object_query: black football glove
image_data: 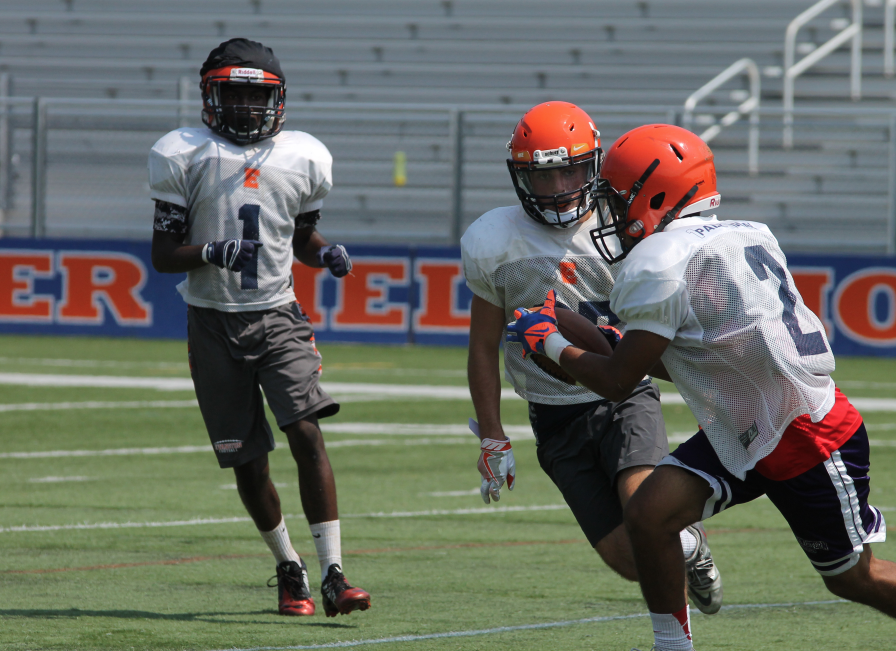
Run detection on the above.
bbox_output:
[317,244,352,278]
[598,324,623,349]
[202,239,262,272]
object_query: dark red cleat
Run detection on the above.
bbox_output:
[268,559,315,616]
[320,563,371,617]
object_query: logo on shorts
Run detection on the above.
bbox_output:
[214,439,244,453]
[737,422,759,449]
[796,536,829,552]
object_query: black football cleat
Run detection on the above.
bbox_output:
[267,559,315,616]
[320,563,371,617]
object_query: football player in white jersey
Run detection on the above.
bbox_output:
[462,102,722,613]
[507,124,894,651]
[149,38,370,619]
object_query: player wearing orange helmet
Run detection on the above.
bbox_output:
[509,124,894,651]
[463,104,722,613]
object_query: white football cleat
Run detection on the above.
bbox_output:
[685,522,723,615]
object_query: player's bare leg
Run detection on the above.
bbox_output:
[234,453,314,616]
[626,466,709,610]
[594,464,722,613]
[233,453,283,530]
[283,416,338,524]
[593,465,652,580]
[823,546,896,617]
[283,415,371,617]
[625,465,711,650]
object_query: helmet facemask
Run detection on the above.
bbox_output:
[201,70,285,145]
[507,148,601,228]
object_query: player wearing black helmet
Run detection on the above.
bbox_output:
[149,38,368,619]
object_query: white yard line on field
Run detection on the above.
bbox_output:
[0,357,187,371]
[0,445,212,459]
[3,372,896,412]
[0,357,469,378]
[27,476,92,483]
[0,437,474,460]
[2,424,893,460]
[206,600,847,651]
[0,399,199,412]
[0,504,571,534]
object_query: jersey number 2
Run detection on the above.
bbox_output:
[744,244,826,357]
[238,204,260,290]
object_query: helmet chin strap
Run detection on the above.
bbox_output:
[542,206,581,228]
[655,185,699,233]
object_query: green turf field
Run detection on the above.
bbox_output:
[1,334,895,650]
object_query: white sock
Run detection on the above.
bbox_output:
[310,520,342,582]
[680,528,698,559]
[650,606,694,651]
[259,517,302,566]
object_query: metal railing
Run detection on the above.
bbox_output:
[886,0,896,77]
[2,97,895,254]
[783,0,863,149]
[683,58,760,175]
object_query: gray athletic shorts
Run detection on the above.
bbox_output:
[187,302,339,469]
[534,382,668,546]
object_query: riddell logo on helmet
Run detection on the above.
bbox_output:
[534,147,567,163]
[230,68,265,80]
[709,196,720,208]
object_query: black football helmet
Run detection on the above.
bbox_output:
[200,38,286,145]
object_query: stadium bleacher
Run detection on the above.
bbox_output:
[0,0,893,252]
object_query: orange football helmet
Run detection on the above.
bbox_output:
[590,124,721,263]
[506,101,602,228]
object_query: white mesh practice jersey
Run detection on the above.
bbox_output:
[611,216,836,478]
[148,127,332,312]
[462,205,625,405]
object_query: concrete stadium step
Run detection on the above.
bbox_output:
[13,0,813,20]
[0,34,784,67]
[0,12,796,42]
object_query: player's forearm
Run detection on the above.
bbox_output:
[467,346,506,441]
[557,329,671,401]
[649,359,673,382]
[151,232,206,273]
[558,348,633,401]
[294,227,329,267]
[152,247,206,273]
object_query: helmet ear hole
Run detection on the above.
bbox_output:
[649,192,666,210]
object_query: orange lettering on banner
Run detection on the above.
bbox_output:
[0,252,54,321]
[244,167,260,189]
[57,253,152,325]
[332,260,407,328]
[416,261,470,331]
[291,261,327,325]
[791,267,834,338]
[835,269,896,344]
[559,261,577,284]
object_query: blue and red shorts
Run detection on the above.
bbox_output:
[661,423,886,576]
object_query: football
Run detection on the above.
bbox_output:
[529,307,615,385]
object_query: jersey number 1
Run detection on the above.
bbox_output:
[238,204,261,290]
[744,245,826,357]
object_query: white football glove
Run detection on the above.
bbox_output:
[477,437,516,504]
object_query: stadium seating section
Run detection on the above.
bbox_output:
[0,0,893,251]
